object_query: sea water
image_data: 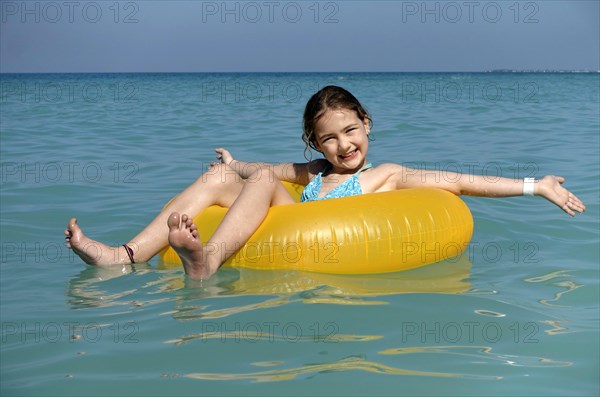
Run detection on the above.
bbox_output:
[1,72,598,396]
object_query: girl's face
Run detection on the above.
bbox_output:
[313,108,370,172]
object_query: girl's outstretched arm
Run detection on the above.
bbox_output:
[213,148,318,185]
[392,166,586,217]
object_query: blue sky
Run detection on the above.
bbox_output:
[1,0,598,72]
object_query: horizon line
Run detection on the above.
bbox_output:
[2,69,599,75]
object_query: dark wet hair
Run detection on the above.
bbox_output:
[302,85,372,159]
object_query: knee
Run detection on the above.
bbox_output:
[246,168,277,189]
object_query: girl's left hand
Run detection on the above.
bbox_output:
[214,148,234,166]
[537,175,586,216]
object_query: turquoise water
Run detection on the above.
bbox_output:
[1,73,598,396]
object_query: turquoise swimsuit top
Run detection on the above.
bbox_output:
[300,163,373,203]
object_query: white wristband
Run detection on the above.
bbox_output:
[523,178,535,196]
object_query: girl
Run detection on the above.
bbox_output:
[65,86,586,280]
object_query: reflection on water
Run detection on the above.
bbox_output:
[474,309,506,318]
[182,345,573,384]
[178,346,567,385]
[379,345,572,368]
[66,256,473,315]
[66,264,139,309]
[380,346,573,368]
[53,255,583,387]
[165,329,383,346]
[181,343,572,383]
[524,270,583,307]
[64,257,579,384]
[182,346,570,385]
[538,280,583,307]
[541,320,575,336]
[184,354,500,382]
[225,257,472,297]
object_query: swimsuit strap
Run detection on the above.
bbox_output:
[355,162,372,175]
[321,162,372,177]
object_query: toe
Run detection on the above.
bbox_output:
[68,218,79,231]
[167,212,181,230]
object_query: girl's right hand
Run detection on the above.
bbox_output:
[537,175,586,217]
[214,148,234,166]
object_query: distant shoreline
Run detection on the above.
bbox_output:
[1,70,599,75]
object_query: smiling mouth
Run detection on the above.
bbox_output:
[339,150,357,160]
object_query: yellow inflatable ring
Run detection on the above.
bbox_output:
[159,182,473,274]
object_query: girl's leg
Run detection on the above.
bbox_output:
[167,167,295,279]
[65,164,272,265]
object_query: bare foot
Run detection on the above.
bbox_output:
[167,212,212,280]
[64,218,132,265]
